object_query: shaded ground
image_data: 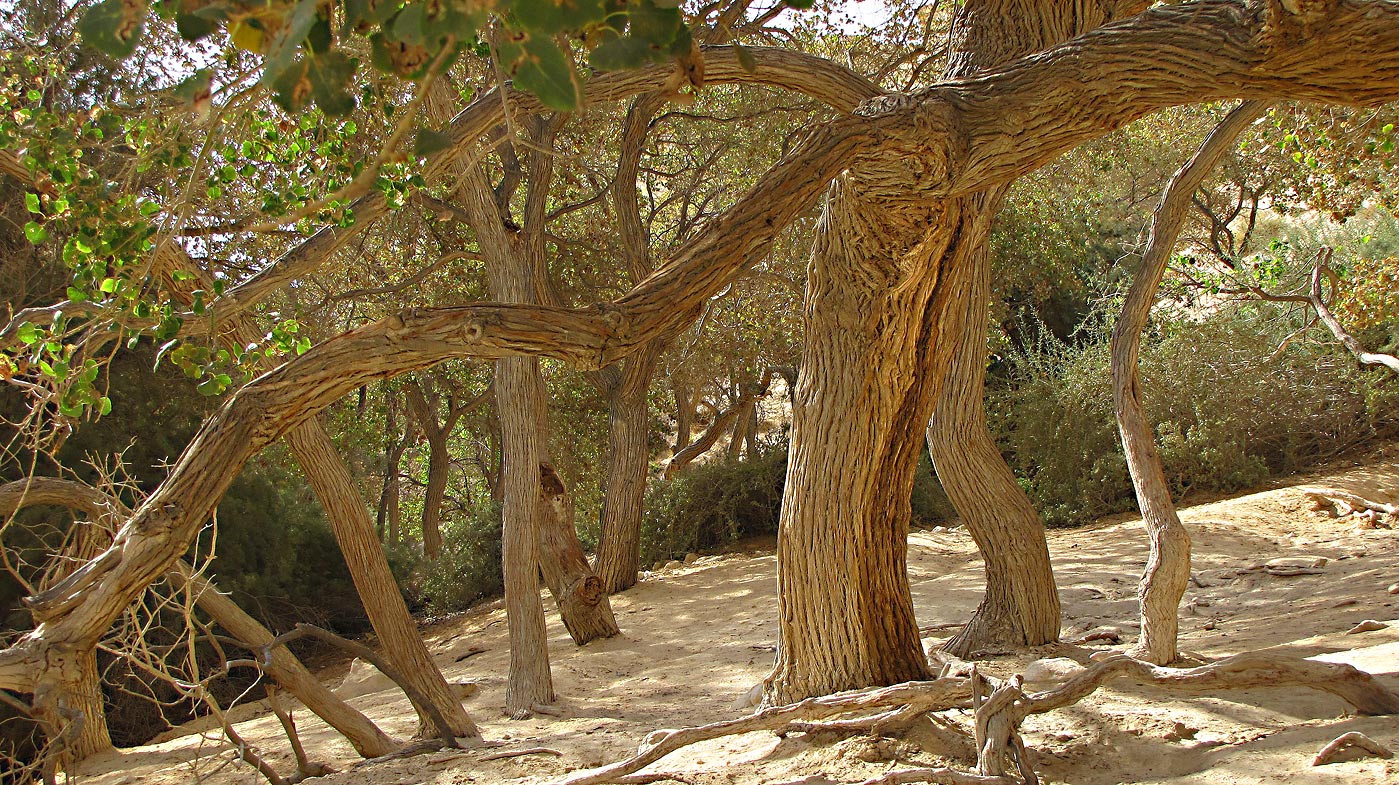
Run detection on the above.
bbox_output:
[77,444,1399,785]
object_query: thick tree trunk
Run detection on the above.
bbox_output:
[594,348,661,594]
[768,191,967,703]
[538,463,620,644]
[29,646,109,765]
[1112,100,1267,664]
[929,193,1060,659]
[494,356,556,716]
[769,0,1147,703]
[284,424,479,736]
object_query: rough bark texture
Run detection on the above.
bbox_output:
[594,349,660,594]
[284,424,479,735]
[929,205,1060,658]
[1112,100,1268,664]
[7,0,1399,703]
[593,92,669,595]
[538,463,621,644]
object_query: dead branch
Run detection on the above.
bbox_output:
[1312,731,1394,765]
[480,746,565,762]
[1302,487,1398,517]
[267,624,460,749]
[552,679,971,785]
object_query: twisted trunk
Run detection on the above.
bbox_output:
[929,196,1060,658]
[1113,100,1267,664]
[538,463,620,643]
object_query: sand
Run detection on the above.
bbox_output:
[73,445,1399,785]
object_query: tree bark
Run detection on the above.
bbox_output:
[406,382,450,560]
[284,424,479,735]
[594,348,661,594]
[537,463,620,644]
[1112,100,1267,664]
[673,378,694,453]
[929,194,1061,659]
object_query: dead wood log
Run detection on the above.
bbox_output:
[1302,488,1398,517]
[1312,731,1393,766]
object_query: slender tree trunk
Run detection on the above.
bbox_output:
[594,347,661,594]
[929,191,1061,659]
[377,391,412,544]
[728,400,755,459]
[405,381,450,560]
[285,424,479,736]
[1112,100,1267,664]
[673,378,694,453]
[538,463,620,643]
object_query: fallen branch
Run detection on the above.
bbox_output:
[855,770,1017,785]
[480,746,565,762]
[1302,487,1398,517]
[552,679,971,785]
[1312,731,1393,766]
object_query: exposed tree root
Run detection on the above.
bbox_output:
[1312,731,1394,766]
[552,651,1399,785]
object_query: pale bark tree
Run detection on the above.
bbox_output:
[1112,100,1269,663]
[3,0,1398,724]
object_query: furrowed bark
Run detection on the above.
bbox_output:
[1111,100,1267,664]
[594,92,669,595]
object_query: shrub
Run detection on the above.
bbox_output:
[414,503,504,614]
[991,306,1399,526]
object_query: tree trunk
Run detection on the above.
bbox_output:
[538,462,621,644]
[494,356,556,716]
[377,390,412,545]
[594,347,661,594]
[284,424,478,737]
[768,0,1148,703]
[1112,100,1267,664]
[727,400,755,459]
[29,646,109,766]
[929,190,1061,659]
[673,378,694,453]
[405,381,450,560]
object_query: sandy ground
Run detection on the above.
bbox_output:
[74,446,1399,785]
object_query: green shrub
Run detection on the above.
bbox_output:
[414,503,504,614]
[991,306,1399,526]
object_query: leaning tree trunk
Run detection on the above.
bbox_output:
[538,463,620,644]
[929,190,1061,659]
[284,424,478,736]
[1112,100,1267,664]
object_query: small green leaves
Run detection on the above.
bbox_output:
[16,323,39,346]
[24,192,40,213]
[78,0,148,59]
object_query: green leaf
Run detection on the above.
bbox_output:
[307,52,358,116]
[16,323,38,345]
[175,12,219,41]
[414,128,456,158]
[733,42,757,74]
[24,192,40,213]
[263,0,323,89]
[67,286,88,303]
[500,34,582,111]
[100,277,119,294]
[138,200,160,217]
[24,221,48,245]
[512,0,608,36]
[98,396,113,416]
[78,0,148,59]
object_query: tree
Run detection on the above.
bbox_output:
[5,0,1399,746]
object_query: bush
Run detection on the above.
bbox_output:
[991,306,1399,526]
[414,503,504,615]
[640,438,953,565]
